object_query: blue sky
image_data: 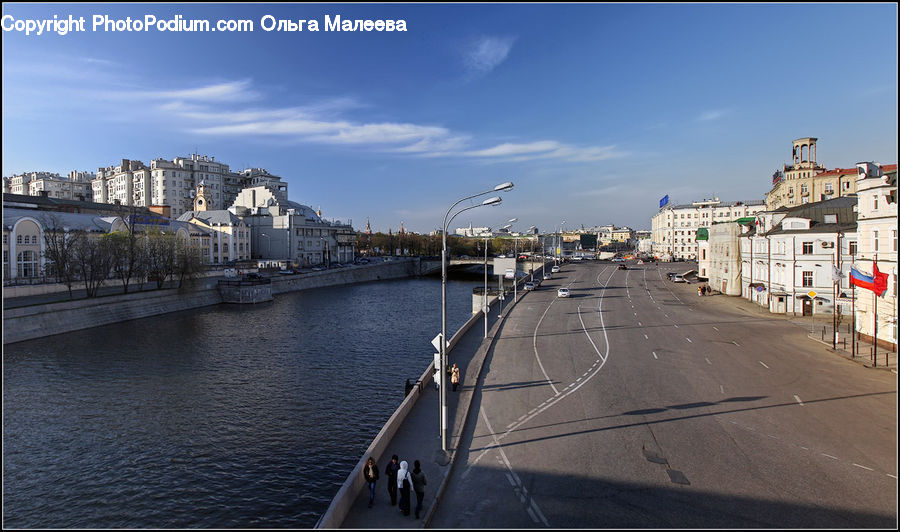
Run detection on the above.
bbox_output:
[2,3,897,234]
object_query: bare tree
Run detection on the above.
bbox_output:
[174,236,206,289]
[72,232,114,297]
[107,225,145,294]
[39,214,84,299]
[144,228,176,289]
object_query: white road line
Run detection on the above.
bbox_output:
[638,321,642,326]
[793,395,804,406]
[533,298,561,396]
[822,453,838,460]
[644,334,649,340]
[705,357,711,365]
[732,341,740,347]
[759,361,770,369]
[686,338,692,343]
[673,324,678,328]
[887,473,898,479]
[652,352,658,359]
[853,463,874,471]
[720,384,724,394]
[713,326,719,331]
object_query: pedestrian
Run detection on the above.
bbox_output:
[385,454,400,506]
[397,460,413,516]
[362,457,379,508]
[451,363,460,392]
[433,368,440,390]
[411,459,428,519]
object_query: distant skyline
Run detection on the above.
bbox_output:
[2,3,897,233]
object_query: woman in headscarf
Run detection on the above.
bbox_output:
[397,460,413,516]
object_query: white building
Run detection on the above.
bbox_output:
[230,186,356,267]
[853,162,897,350]
[27,170,95,201]
[651,198,766,261]
[737,197,858,315]
[455,223,492,237]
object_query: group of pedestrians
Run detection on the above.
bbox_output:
[363,454,429,519]
[434,363,461,391]
[697,284,711,296]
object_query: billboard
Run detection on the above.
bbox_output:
[493,258,516,277]
[659,195,669,209]
[580,233,598,250]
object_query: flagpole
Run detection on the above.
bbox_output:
[832,252,837,350]
[874,255,878,367]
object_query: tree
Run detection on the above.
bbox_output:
[144,229,176,289]
[39,214,84,299]
[107,226,145,294]
[72,232,114,297]
[174,235,206,289]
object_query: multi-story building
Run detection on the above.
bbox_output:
[27,170,95,201]
[853,162,898,351]
[766,137,858,210]
[91,154,288,219]
[455,223,492,237]
[7,172,61,195]
[651,197,766,260]
[230,186,356,267]
[176,182,252,265]
[736,197,858,315]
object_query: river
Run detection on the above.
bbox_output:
[2,276,482,528]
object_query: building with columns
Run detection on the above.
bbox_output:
[766,137,858,210]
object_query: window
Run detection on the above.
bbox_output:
[849,241,857,256]
[17,250,39,278]
[802,242,813,254]
[893,230,897,252]
[874,230,879,251]
[801,184,808,194]
[17,235,23,244]
[824,183,833,194]
[802,271,813,287]
[873,195,879,211]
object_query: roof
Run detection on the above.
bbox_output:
[177,210,244,226]
[763,221,857,237]
[3,207,123,233]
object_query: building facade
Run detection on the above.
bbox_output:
[853,162,898,350]
[765,137,858,210]
[651,198,766,261]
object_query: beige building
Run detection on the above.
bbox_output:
[177,184,252,265]
[766,137,858,210]
[853,162,898,351]
[651,198,766,260]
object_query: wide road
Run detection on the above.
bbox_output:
[431,259,897,528]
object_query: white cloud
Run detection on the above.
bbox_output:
[463,36,516,75]
[697,109,728,122]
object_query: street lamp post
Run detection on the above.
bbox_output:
[440,182,512,456]
[260,232,271,260]
[484,219,516,337]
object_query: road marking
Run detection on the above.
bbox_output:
[793,395,804,406]
[732,341,740,347]
[686,337,692,343]
[533,298,561,395]
[759,361,770,369]
[705,357,711,365]
[887,473,898,479]
[720,385,724,394]
[853,463,874,471]
[638,321,642,326]
[644,334,649,340]
[821,453,838,460]
[652,352,658,359]
[673,324,678,328]
[713,326,719,331]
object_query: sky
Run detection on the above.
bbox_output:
[2,3,897,234]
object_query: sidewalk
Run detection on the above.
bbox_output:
[338,290,515,528]
[791,315,898,372]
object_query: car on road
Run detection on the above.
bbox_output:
[543,273,552,280]
[551,265,561,273]
[672,274,685,283]
[245,272,263,280]
[524,282,536,291]
[557,288,570,298]
[617,264,627,270]
[611,257,625,262]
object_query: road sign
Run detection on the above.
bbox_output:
[807,290,817,298]
[431,333,443,352]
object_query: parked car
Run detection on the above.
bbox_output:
[246,272,263,280]
[672,274,685,283]
[524,282,536,291]
[551,265,561,273]
[543,273,552,280]
[618,264,627,270]
[557,288,570,298]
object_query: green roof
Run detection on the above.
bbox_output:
[695,227,708,241]
[735,217,756,225]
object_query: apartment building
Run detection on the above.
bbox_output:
[766,137,857,210]
[651,198,766,260]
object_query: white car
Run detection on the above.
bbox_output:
[672,274,685,283]
[557,288,570,298]
[551,265,561,273]
[524,282,536,291]
[543,273,552,280]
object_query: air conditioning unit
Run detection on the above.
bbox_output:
[820,241,834,248]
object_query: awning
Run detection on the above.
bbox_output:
[748,282,766,288]
[735,216,757,225]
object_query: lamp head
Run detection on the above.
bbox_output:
[482,196,502,206]
[493,182,514,192]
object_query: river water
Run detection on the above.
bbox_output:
[3,276,481,528]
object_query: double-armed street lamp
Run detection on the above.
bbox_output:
[556,220,566,264]
[440,181,513,455]
[484,218,516,338]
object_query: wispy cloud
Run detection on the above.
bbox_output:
[462,36,516,75]
[696,109,728,122]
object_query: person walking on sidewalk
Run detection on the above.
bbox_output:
[385,454,400,506]
[397,460,413,516]
[451,363,460,392]
[411,460,428,519]
[362,457,379,508]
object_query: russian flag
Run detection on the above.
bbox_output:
[850,262,889,296]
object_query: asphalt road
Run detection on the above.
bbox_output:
[431,260,897,528]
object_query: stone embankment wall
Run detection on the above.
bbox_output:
[3,260,418,345]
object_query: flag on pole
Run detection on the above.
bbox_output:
[831,266,844,282]
[849,262,889,296]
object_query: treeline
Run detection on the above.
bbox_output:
[356,232,540,257]
[41,216,205,299]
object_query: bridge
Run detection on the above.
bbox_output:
[417,257,551,276]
